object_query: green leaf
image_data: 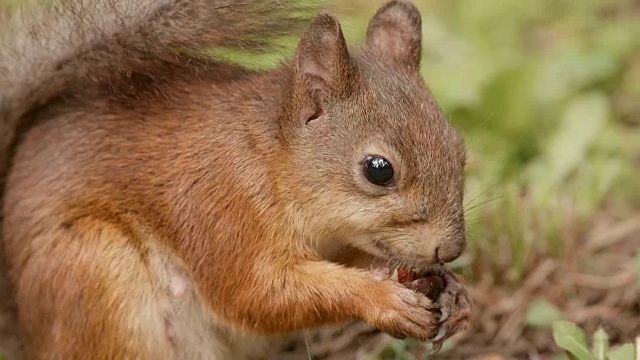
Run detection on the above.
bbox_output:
[525,299,565,328]
[549,92,609,182]
[606,343,635,360]
[536,52,619,105]
[534,91,610,204]
[591,327,609,360]
[552,320,597,360]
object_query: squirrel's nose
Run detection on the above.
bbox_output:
[411,223,466,264]
[436,246,464,264]
[435,238,466,264]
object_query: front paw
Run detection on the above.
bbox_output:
[428,269,472,352]
[388,266,472,351]
[363,281,441,342]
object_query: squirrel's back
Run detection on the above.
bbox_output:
[0,0,313,179]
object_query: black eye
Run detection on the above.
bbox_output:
[363,155,394,186]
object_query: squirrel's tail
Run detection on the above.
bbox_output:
[0,0,316,177]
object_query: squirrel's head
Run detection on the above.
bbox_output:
[280,0,466,269]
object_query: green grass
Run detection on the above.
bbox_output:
[552,321,638,360]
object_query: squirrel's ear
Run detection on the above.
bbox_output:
[366,0,422,73]
[293,13,354,125]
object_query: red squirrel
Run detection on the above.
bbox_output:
[0,0,471,358]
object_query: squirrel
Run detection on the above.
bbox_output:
[0,0,471,359]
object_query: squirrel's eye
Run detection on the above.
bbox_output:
[363,155,394,186]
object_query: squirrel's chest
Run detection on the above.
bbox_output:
[148,245,281,360]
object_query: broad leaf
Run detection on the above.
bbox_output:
[591,327,609,360]
[607,343,635,360]
[525,299,564,328]
[552,321,596,360]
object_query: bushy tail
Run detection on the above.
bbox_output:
[0,0,316,177]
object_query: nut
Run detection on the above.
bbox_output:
[396,267,445,300]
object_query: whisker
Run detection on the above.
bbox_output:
[464,188,504,208]
[464,194,504,214]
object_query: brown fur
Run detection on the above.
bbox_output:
[0,0,467,359]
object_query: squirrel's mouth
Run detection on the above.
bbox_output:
[368,239,443,273]
[330,242,442,277]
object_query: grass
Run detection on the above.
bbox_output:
[552,321,638,360]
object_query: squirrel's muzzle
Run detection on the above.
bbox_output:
[410,223,466,264]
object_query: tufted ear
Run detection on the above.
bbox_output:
[293,13,354,125]
[366,0,422,73]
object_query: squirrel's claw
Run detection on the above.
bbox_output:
[431,323,449,342]
[428,268,472,352]
[428,339,443,355]
[438,300,451,323]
